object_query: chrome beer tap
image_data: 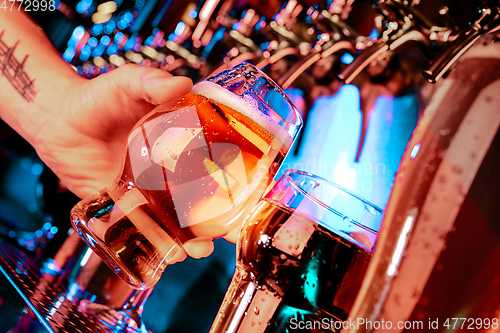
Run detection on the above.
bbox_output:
[276,1,458,207]
[276,6,360,90]
[253,0,315,71]
[424,2,500,83]
[201,8,263,78]
[271,4,361,156]
[337,0,451,163]
[204,0,316,79]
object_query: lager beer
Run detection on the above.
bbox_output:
[71,64,302,289]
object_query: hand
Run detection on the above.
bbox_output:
[32,65,192,199]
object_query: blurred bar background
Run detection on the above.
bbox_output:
[0,0,488,332]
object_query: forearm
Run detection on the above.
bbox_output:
[0,10,84,146]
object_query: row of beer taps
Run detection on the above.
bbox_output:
[144,0,498,157]
[73,0,500,158]
[75,0,500,89]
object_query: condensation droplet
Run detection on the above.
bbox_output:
[439,128,450,136]
[452,165,463,174]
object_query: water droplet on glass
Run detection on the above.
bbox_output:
[213,131,219,135]
[439,128,450,136]
[254,307,260,315]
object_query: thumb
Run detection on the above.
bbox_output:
[142,74,193,105]
[112,64,193,105]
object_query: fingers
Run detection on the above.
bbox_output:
[143,75,193,105]
[73,65,193,137]
[223,228,239,244]
[183,237,215,259]
[112,64,193,105]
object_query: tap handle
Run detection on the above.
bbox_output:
[277,51,322,88]
[424,6,500,83]
[375,0,435,31]
[338,41,389,84]
[338,0,439,84]
[438,6,460,34]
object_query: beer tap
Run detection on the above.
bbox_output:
[337,0,448,162]
[252,0,316,72]
[270,5,360,156]
[338,0,439,85]
[277,6,361,90]
[203,0,315,79]
[424,2,500,83]
[201,8,263,78]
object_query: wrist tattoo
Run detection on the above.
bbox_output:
[0,30,36,102]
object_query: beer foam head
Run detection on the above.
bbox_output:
[192,81,292,145]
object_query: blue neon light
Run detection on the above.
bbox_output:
[174,21,186,36]
[340,53,354,65]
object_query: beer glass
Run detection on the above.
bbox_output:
[210,170,382,333]
[70,63,302,290]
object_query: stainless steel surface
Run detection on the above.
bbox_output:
[0,241,104,332]
[0,236,145,332]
